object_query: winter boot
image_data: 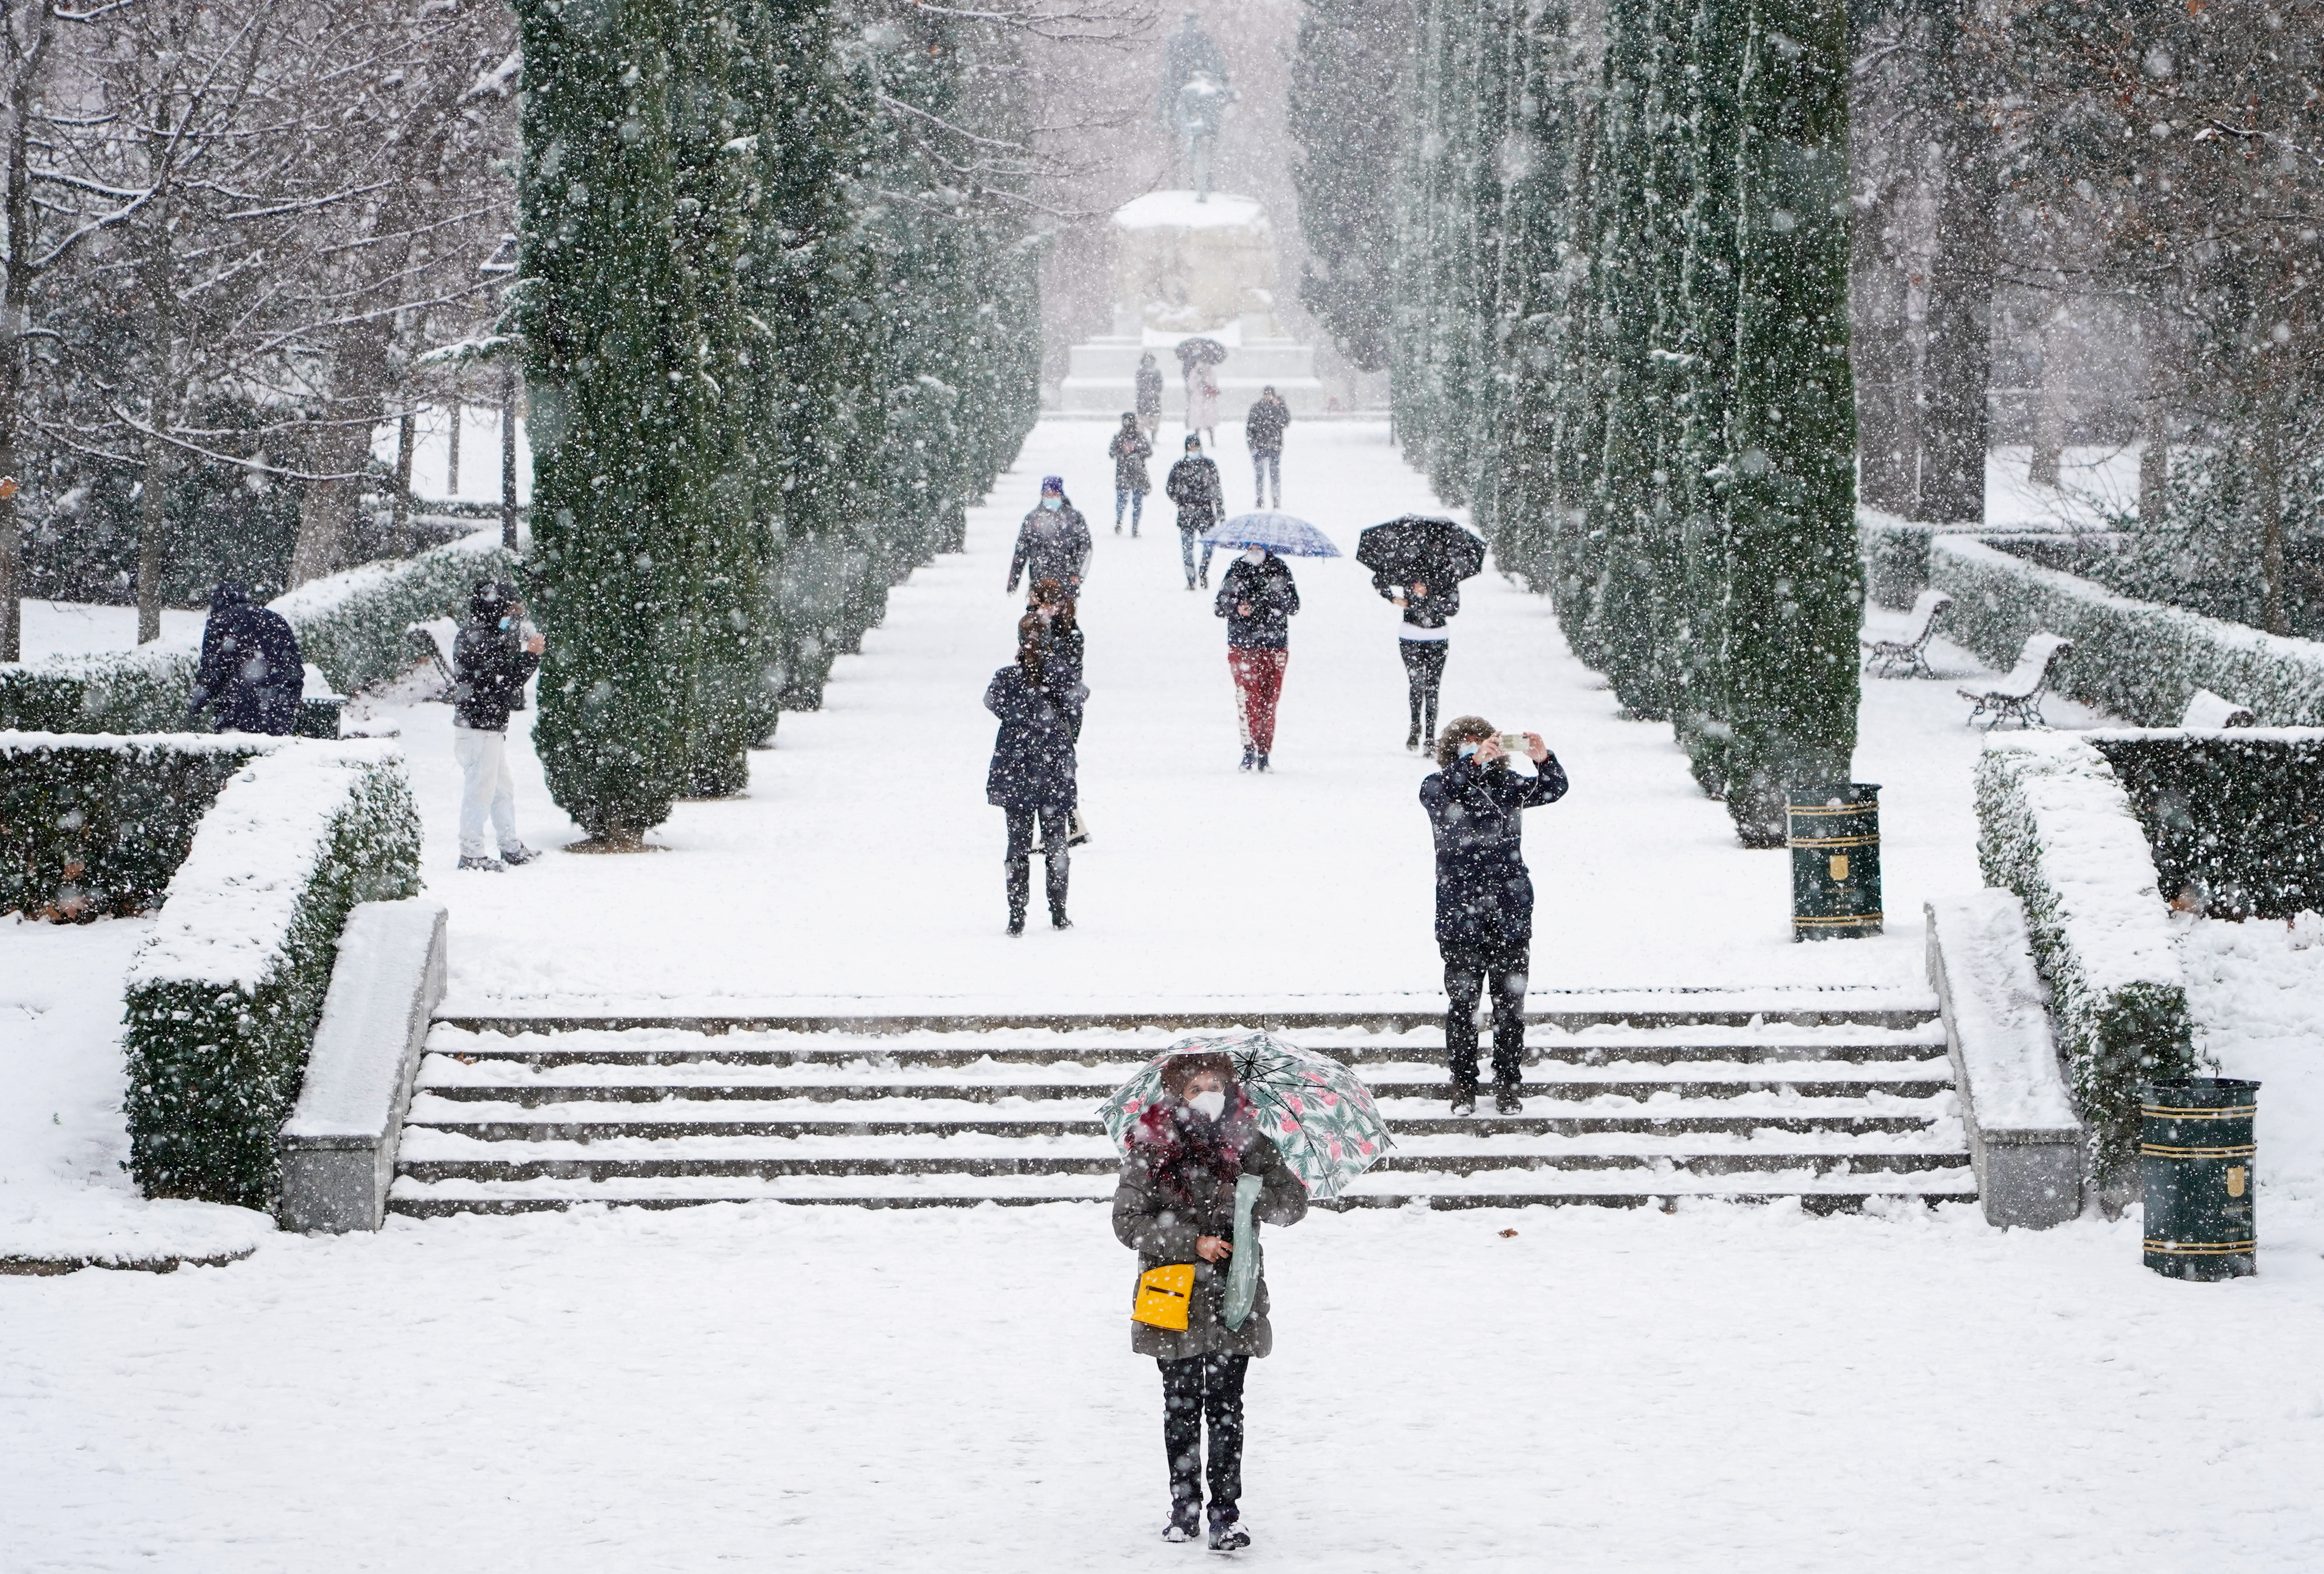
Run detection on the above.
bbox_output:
[1239,747,1256,772]
[1494,1081,1524,1116]
[1199,569,1210,589]
[1163,1500,1202,1544]
[457,855,504,872]
[1005,857,1031,936]
[1255,754,1270,773]
[499,845,540,867]
[1450,1082,1479,1117]
[1405,725,1421,753]
[1207,1511,1250,1553]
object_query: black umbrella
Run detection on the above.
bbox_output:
[1173,337,1229,374]
[1357,515,1486,585]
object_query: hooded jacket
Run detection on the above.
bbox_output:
[452,586,540,731]
[1213,553,1300,649]
[1164,454,1223,534]
[1008,500,1092,593]
[1418,752,1570,949]
[189,583,303,735]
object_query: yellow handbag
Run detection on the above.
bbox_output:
[1132,1264,1196,1331]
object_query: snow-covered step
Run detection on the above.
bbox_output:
[391,1007,1973,1216]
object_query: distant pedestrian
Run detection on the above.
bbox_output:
[1418,718,1568,1115]
[1007,476,1092,601]
[1243,386,1290,509]
[1166,436,1225,591]
[452,579,546,872]
[1135,352,1165,441]
[1376,570,1459,752]
[1109,413,1153,537]
[1214,546,1299,771]
[1187,362,1220,449]
[187,582,303,735]
[985,614,1083,935]
[1114,1051,1308,1553]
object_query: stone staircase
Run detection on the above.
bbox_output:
[387,997,1975,1215]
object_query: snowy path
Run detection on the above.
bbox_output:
[372,416,2051,1015]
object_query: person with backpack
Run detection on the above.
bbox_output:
[451,579,545,871]
[1164,436,1224,591]
[1108,412,1153,537]
[1418,717,1569,1115]
[187,583,303,735]
[985,613,1084,934]
[1113,1051,1308,1553]
[1213,546,1299,772]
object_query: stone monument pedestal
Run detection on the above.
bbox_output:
[1057,190,1327,418]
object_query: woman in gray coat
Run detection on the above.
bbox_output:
[1113,1052,1308,1551]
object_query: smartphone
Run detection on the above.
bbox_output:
[1497,732,1531,752]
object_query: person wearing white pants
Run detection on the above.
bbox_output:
[451,579,544,871]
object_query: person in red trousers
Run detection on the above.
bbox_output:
[1212,545,1299,771]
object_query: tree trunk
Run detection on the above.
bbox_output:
[390,410,417,556]
[445,400,461,495]
[0,2,54,663]
[2254,401,2286,637]
[1917,102,1995,525]
[500,359,519,551]
[136,431,167,644]
[2137,300,2171,527]
[2027,304,2069,487]
[287,320,392,586]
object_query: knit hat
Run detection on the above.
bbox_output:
[1040,475,1063,493]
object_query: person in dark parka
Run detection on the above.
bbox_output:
[1113,1051,1308,1552]
[1243,385,1291,509]
[1029,578,1085,741]
[451,579,545,871]
[1213,546,1298,771]
[985,615,1084,934]
[1418,716,1569,1115]
[1164,435,1224,590]
[1135,351,1165,440]
[1109,412,1153,536]
[1007,476,1092,600]
[187,583,303,735]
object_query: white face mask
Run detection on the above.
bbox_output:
[1241,547,1265,565]
[1189,1089,1226,1121]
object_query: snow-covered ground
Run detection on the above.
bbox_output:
[8,419,2323,1569]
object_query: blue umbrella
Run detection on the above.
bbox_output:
[1203,511,1343,558]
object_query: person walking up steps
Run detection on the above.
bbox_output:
[1008,476,1091,602]
[1215,545,1299,771]
[1135,351,1164,442]
[1243,385,1290,509]
[1114,1052,1308,1553]
[985,614,1083,935]
[1419,718,1568,1115]
[451,579,546,872]
[1377,569,1458,752]
[1166,436,1224,591]
[1109,413,1152,537]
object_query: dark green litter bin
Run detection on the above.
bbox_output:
[1787,783,1881,941]
[2141,1077,2259,1281]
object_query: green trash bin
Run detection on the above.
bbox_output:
[2141,1077,2259,1281]
[1787,783,1881,941]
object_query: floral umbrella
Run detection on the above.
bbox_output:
[1098,1031,1393,1202]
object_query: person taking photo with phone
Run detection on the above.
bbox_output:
[451,579,546,872]
[1418,717,1568,1114]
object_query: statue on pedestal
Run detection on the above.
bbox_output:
[1158,12,1233,201]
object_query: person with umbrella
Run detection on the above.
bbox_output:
[1111,1050,1309,1552]
[1214,543,1300,772]
[1107,412,1152,537]
[1176,336,1226,450]
[1357,516,1486,753]
[1420,717,1568,1115]
[1165,436,1224,590]
[985,613,1083,934]
[1007,476,1092,602]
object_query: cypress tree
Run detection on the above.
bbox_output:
[1289,0,1413,375]
[518,0,700,842]
[1720,0,1859,845]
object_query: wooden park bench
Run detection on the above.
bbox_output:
[1960,634,2073,730]
[1862,589,1955,679]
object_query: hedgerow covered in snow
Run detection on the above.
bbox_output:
[122,741,420,1209]
[1974,733,2198,1184]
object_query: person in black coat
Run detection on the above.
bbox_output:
[1109,412,1153,536]
[1213,547,1298,771]
[187,582,303,735]
[1164,436,1224,591]
[1007,476,1092,600]
[1242,386,1291,509]
[1418,716,1569,1115]
[986,614,1085,934]
[1029,578,1086,741]
[1374,569,1460,752]
[451,579,545,871]
[1135,352,1165,440]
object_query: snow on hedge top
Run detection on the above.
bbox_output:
[127,741,403,989]
[1979,733,2182,995]
[1112,190,1269,231]
[1928,890,2079,1131]
[267,527,503,623]
[0,730,288,757]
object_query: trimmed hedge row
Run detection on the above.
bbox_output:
[0,528,514,733]
[2090,730,2324,921]
[122,742,421,1210]
[1974,734,2199,1188]
[0,733,271,918]
[1929,535,2324,725]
